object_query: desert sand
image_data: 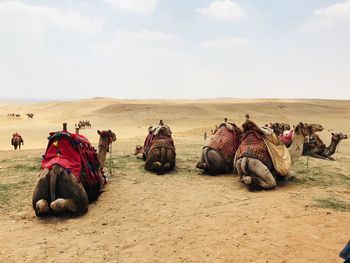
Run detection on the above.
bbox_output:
[0,98,350,262]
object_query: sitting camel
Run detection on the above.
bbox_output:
[303,132,348,160]
[32,124,116,217]
[235,120,311,190]
[196,122,242,175]
[143,121,176,173]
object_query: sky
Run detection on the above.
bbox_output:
[0,0,350,100]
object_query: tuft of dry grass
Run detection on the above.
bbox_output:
[314,196,350,212]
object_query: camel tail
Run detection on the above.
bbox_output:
[50,165,60,202]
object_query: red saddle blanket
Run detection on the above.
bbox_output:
[41,131,103,186]
[207,126,239,164]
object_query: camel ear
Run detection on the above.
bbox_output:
[97,130,101,135]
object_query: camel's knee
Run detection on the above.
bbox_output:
[259,178,276,190]
[163,162,170,170]
[50,198,86,216]
[196,161,208,170]
[35,199,49,217]
[151,161,162,170]
[241,175,252,185]
[50,198,68,214]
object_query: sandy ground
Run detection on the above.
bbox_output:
[0,98,350,262]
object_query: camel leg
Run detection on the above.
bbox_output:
[145,148,162,172]
[235,158,244,177]
[32,169,50,217]
[196,148,210,171]
[310,153,330,160]
[163,149,175,171]
[246,159,276,190]
[51,172,89,216]
[206,149,231,174]
[236,157,253,184]
[198,148,230,175]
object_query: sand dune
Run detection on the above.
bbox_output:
[1,98,349,174]
[0,98,349,151]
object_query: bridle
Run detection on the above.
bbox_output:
[98,132,114,152]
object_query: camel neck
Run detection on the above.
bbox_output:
[322,138,339,156]
[98,144,108,169]
[289,133,304,163]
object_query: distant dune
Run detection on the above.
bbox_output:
[0,98,349,151]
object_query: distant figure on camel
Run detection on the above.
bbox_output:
[11,132,24,150]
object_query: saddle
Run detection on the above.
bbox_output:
[206,125,240,164]
[149,136,175,153]
[41,131,104,187]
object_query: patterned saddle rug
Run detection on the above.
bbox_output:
[235,130,273,171]
[206,125,240,164]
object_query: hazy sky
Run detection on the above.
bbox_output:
[1,0,350,100]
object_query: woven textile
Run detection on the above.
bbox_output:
[236,130,273,170]
[207,126,239,164]
[149,137,175,154]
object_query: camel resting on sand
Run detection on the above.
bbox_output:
[235,120,311,190]
[143,121,176,174]
[32,125,116,217]
[303,132,348,160]
[196,122,242,175]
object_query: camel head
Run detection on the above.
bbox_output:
[294,122,310,137]
[282,123,291,131]
[270,123,284,136]
[134,145,144,155]
[97,129,116,150]
[308,123,324,133]
[331,132,348,143]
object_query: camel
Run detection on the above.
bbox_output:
[97,129,117,167]
[26,113,34,119]
[235,120,311,190]
[303,132,348,160]
[32,125,116,217]
[144,123,175,174]
[196,123,242,175]
[11,134,23,150]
